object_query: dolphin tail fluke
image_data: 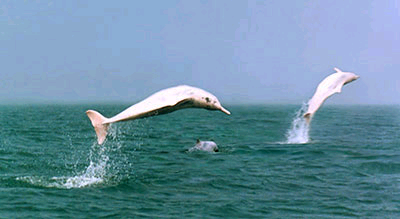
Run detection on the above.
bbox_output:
[86,110,109,145]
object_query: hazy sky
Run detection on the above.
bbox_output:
[0,0,399,104]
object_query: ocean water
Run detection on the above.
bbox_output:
[1,104,400,218]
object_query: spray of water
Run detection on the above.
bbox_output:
[53,125,125,189]
[18,125,127,189]
[50,144,110,189]
[285,103,310,144]
[17,144,110,189]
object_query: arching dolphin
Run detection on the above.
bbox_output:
[86,85,231,144]
[304,67,359,122]
[190,139,219,152]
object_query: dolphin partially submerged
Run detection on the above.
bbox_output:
[304,67,359,122]
[86,85,231,144]
[189,139,219,152]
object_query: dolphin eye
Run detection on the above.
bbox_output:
[205,97,211,103]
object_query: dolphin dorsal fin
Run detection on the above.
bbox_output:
[334,67,342,73]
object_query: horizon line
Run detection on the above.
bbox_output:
[0,99,398,106]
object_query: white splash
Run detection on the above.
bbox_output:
[285,103,310,144]
[18,142,112,189]
[17,125,137,189]
[50,155,109,189]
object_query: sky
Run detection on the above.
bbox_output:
[0,0,399,104]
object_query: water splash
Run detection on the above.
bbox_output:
[285,103,310,144]
[18,126,124,189]
[17,123,142,189]
[51,151,109,189]
[18,142,111,189]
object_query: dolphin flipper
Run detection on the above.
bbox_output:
[334,67,342,73]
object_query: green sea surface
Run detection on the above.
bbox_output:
[0,104,399,218]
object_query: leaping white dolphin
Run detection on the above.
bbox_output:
[304,67,359,123]
[86,85,231,144]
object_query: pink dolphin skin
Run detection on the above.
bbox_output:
[304,67,360,123]
[192,139,219,152]
[86,85,230,144]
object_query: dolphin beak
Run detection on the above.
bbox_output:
[220,106,231,115]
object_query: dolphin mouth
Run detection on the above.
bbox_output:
[220,106,231,115]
